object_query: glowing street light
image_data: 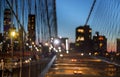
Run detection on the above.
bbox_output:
[10,31,16,37]
[53,39,60,45]
[10,28,16,58]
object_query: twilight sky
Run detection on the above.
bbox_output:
[56,0,120,52]
[56,0,93,42]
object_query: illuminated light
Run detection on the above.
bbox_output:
[77,29,84,33]
[32,42,34,45]
[56,50,58,52]
[73,70,82,74]
[58,47,61,50]
[10,28,16,38]
[26,43,29,46]
[60,54,63,57]
[45,42,49,46]
[29,58,31,61]
[34,45,36,47]
[89,53,91,55]
[59,49,61,52]
[0,42,2,45]
[14,62,18,65]
[89,30,92,32]
[75,43,79,46]
[29,46,32,48]
[94,52,98,55]
[81,53,84,56]
[54,39,60,45]
[66,50,69,54]
[99,43,103,47]
[76,37,84,41]
[116,53,120,56]
[59,36,62,39]
[99,36,104,40]
[105,53,109,56]
[25,60,29,63]
[71,59,77,62]
[65,39,69,51]
[11,31,16,37]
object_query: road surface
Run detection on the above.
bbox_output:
[45,52,120,77]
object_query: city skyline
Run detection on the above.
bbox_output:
[1,0,120,77]
[0,0,120,52]
[56,0,93,42]
[56,0,120,52]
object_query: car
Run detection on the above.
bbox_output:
[71,59,77,62]
[73,70,82,75]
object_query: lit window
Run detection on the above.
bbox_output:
[76,37,84,41]
[77,29,84,33]
[89,30,92,32]
[99,36,104,40]
[75,43,79,46]
[32,19,34,22]
[99,43,103,47]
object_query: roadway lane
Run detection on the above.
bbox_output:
[45,52,120,77]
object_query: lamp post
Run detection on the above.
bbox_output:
[10,28,16,59]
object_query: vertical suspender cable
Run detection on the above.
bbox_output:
[54,0,58,37]
[0,0,2,32]
[15,0,19,29]
[45,0,51,40]
[85,0,96,25]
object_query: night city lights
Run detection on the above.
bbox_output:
[0,0,120,77]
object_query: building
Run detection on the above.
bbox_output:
[0,33,3,52]
[28,14,36,43]
[2,9,12,53]
[61,38,69,52]
[3,8,11,36]
[93,32,107,54]
[117,38,120,52]
[0,33,3,42]
[75,25,92,52]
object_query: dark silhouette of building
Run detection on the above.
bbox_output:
[0,33,3,42]
[117,38,120,52]
[60,38,69,51]
[93,32,107,54]
[3,9,11,36]
[3,9,11,38]
[75,25,92,52]
[28,14,36,43]
[2,9,12,53]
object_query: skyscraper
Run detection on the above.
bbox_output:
[117,38,120,52]
[28,14,36,43]
[3,8,11,36]
[93,32,107,53]
[75,25,92,52]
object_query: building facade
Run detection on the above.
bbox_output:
[3,8,11,36]
[75,25,92,52]
[117,38,120,52]
[28,14,36,43]
[93,32,107,53]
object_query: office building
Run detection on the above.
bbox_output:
[61,38,69,52]
[3,9,11,35]
[75,25,92,52]
[93,32,107,53]
[117,38,120,52]
[28,14,36,43]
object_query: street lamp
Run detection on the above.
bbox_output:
[10,28,16,59]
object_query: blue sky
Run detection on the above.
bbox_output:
[56,0,93,42]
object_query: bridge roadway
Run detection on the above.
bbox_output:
[0,55,56,77]
[45,52,120,77]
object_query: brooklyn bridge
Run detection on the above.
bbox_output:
[0,0,120,77]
